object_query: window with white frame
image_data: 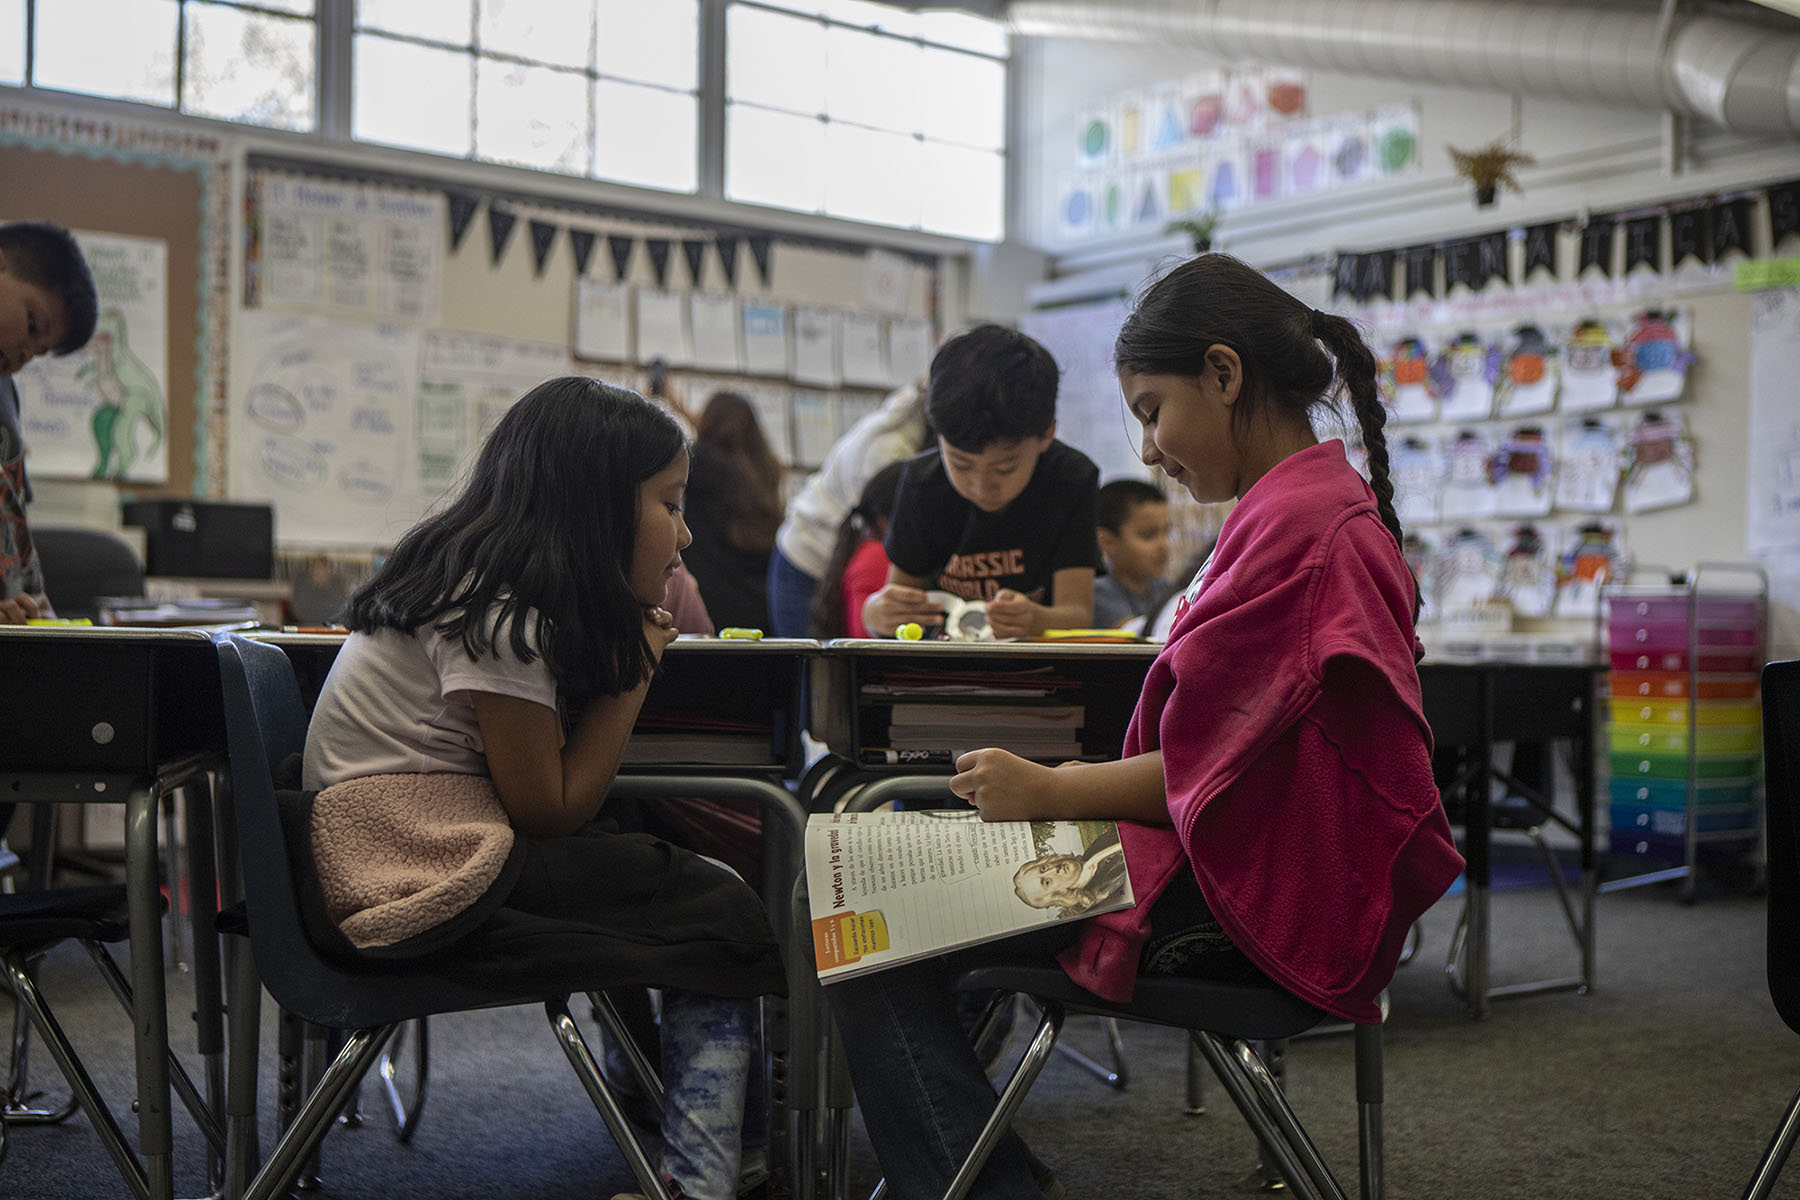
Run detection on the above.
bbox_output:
[0,0,1011,241]
[724,0,1007,241]
[353,0,701,193]
[16,0,316,130]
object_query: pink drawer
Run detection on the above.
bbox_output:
[1608,622,1758,652]
[1608,594,1761,624]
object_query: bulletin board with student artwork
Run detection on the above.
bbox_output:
[10,230,171,484]
[1,134,214,498]
[1316,297,1701,627]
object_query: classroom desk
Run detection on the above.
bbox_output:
[0,625,231,1200]
[1417,658,1606,1020]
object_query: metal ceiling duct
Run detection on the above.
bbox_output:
[1005,0,1800,138]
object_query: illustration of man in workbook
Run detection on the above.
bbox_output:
[1011,824,1126,918]
[807,811,1133,982]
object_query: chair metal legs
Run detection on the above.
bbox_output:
[1742,1083,1800,1200]
[375,1018,428,1143]
[548,996,676,1200]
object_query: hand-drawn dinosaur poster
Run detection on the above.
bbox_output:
[12,231,168,483]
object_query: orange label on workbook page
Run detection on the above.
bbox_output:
[812,910,891,968]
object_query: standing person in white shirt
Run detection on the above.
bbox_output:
[765,381,929,636]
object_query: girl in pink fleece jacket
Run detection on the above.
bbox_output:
[827,254,1464,1200]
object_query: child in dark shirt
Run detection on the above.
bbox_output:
[1092,478,1172,628]
[863,325,1099,640]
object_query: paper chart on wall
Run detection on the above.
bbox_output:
[1747,288,1800,559]
[634,288,691,366]
[792,306,842,387]
[415,330,574,511]
[573,277,631,362]
[743,384,794,468]
[887,318,935,386]
[229,311,423,547]
[10,230,169,483]
[1020,299,1143,484]
[840,312,890,387]
[741,303,790,376]
[689,293,744,372]
[251,173,443,326]
[791,390,837,466]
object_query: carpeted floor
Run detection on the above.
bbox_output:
[5,872,1797,1199]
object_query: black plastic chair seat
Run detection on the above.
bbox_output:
[0,885,133,946]
[956,964,1331,1042]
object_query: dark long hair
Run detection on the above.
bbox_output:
[1113,254,1406,561]
[808,460,904,639]
[345,376,686,700]
[696,391,784,552]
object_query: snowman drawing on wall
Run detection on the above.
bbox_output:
[1559,318,1619,412]
[1616,309,1693,406]
[1432,330,1501,422]
[1496,324,1558,417]
[1383,335,1437,423]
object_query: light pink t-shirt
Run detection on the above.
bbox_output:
[302,616,560,791]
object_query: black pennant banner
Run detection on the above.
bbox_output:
[447,190,480,253]
[528,219,558,277]
[1669,208,1711,267]
[1713,197,1751,259]
[747,235,773,288]
[681,238,709,287]
[645,238,672,288]
[607,234,635,281]
[1769,179,1800,247]
[569,228,597,277]
[1623,216,1660,274]
[1332,249,1393,302]
[1522,222,1558,279]
[1402,245,1437,299]
[1578,215,1616,277]
[487,206,517,266]
[716,237,740,289]
[1442,232,1509,292]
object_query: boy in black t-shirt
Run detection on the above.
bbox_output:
[864,324,1099,639]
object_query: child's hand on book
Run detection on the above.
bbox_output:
[951,747,1057,821]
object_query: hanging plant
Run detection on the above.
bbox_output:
[1448,138,1536,207]
[1164,210,1221,253]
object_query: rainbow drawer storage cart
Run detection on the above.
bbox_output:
[1604,565,1768,900]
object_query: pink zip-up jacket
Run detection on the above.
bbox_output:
[1059,441,1463,1023]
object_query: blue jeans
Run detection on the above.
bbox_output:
[657,987,756,1200]
[765,548,818,639]
[826,874,1267,1200]
[826,925,1077,1200]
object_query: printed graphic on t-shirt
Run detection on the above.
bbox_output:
[939,548,1044,601]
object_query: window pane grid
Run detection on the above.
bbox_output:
[729,0,1005,59]
[726,95,1000,156]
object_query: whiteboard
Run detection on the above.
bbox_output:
[1020,299,1148,483]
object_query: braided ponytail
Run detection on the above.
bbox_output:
[1311,310,1420,618]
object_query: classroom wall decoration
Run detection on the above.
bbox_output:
[12,230,170,483]
[244,173,443,326]
[1056,66,1422,242]
[228,312,572,548]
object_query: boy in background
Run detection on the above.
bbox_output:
[863,324,1099,640]
[1,220,98,623]
[1092,478,1172,628]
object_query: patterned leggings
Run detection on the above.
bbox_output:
[655,987,756,1200]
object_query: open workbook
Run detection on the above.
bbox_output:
[806,810,1135,982]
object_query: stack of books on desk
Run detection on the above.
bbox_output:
[884,702,1085,760]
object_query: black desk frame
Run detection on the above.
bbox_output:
[1419,660,1604,1020]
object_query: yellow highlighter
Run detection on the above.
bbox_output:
[719,627,764,640]
[26,617,94,626]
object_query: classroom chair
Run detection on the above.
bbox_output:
[1741,658,1799,1200]
[0,884,225,1193]
[209,632,699,1200]
[917,966,1386,1200]
[30,526,146,621]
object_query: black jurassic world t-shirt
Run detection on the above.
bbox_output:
[884,439,1100,604]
